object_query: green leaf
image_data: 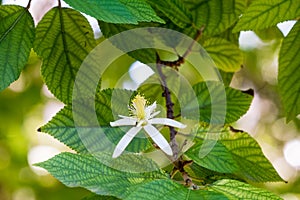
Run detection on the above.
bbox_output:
[184,0,246,36]
[82,195,120,200]
[34,7,96,104]
[36,152,167,199]
[185,162,244,185]
[255,26,284,42]
[40,89,152,154]
[203,38,243,72]
[181,81,253,124]
[219,70,234,86]
[119,0,164,23]
[185,126,283,182]
[38,153,230,199]
[278,21,300,121]
[98,21,157,64]
[64,0,164,24]
[209,179,283,200]
[215,25,240,45]
[125,179,229,200]
[233,0,300,32]
[40,105,88,153]
[137,78,165,106]
[187,139,238,174]
[147,0,193,28]
[137,67,181,105]
[138,66,198,118]
[0,5,35,91]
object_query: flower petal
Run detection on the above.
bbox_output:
[145,101,157,118]
[143,124,173,156]
[150,111,160,118]
[118,115,135,119]
[148,118,186,129]
[112,126,142,158]
[110,118,136,127]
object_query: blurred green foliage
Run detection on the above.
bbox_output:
[236,28,300,197]
[0,54,90,200]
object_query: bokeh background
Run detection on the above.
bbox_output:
[0,0,299,199]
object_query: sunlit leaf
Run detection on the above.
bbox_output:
[147,0,193,28]
[0,5,35,91]
[255,26,284,42]
[119,0,164,23]
[82,195,120,200]
[278,21,300,122]
[209,179,283,200]
[34,7,96,104]
[215,25,240,45]
[203,38,242,72]
[184,0,246,36]
[125,179,229,200]
[64,0,164,24]
[185,126,284,182]
[39,105,88,153]
[233,0,300,32]
[219,70,234,86]
[36,152,167,199]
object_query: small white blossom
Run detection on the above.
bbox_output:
[110,94,186,158]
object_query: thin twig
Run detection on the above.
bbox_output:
[26,0,32,9]
[182,27,205,58]
[157,26,205,70]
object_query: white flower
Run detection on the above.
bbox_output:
[110,94,186,158]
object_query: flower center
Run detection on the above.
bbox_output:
[132,95,147,120]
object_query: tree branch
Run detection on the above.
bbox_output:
[157,26,205,71]
[155,27,205,184]
[156,53,179,159]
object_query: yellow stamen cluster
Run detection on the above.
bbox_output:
[132,94,147,120]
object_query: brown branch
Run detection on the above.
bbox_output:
[26,0,32,9]
[155,27,205,185]
[157,56,184,70]
[171,159,198,189]
[182,27,205,58]
[157,26,205,70]
[182,172,199,189]
[156,53,179,159]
